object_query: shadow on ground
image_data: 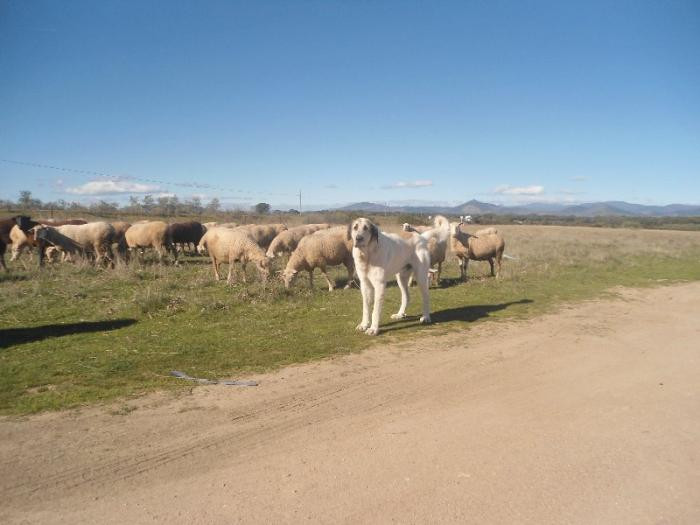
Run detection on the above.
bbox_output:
[0,319,137,349]
[381,299,533,333]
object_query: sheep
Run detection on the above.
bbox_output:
[44,222,117,266]
[197,228,269,284]
[202,222,218,231]
[0,216,39,271]
[282,226,355,291]
[124,221,176,264]
[167,221,205,255]
[32,225,88,263]
[266,223,331,258]
[236,223,288,250]
[450,223,505,280]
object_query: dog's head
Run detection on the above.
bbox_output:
[347,218,378,249]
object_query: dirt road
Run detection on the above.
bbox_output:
[2,282,699,524]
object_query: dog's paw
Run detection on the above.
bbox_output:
[390,313,407,320]
[355,323,369,332]
[365,327,379,336]
[419,315,432,325]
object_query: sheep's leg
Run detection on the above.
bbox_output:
[461,257,469,280]
[241,261,248,284]
[319,266,334,291]
[488,258,495,277]
[391,270,411,320]
[356,277,373,332]
[226,261,236,285]
[495,252,503,278]
[211,256,221,280]
[0,247,7,272]
[366,278,386,336]
[343,261,355,289]
[10,244,23,262]
[308,269,314,289]
[435,262,442,286]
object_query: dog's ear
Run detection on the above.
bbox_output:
[346,222,353,241]
[370,222,379,244]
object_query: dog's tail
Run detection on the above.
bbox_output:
[420,215,450,244]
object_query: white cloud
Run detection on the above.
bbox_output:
[494,185,544,196]
[66,179,161,195]
[382,180,433,189]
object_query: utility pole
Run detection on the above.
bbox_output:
[298,190,302,214]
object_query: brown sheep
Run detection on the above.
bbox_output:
[282,227,355,291]
[451,223,505,279]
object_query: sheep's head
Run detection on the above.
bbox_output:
[282,268,297,289]
[402,223,412,232]
[196,241,207,255]
[30,225,49,241]
[450,222,462,238]
[348,218,378,249]
[257,258,271,281]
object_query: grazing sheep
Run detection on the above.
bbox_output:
[124,221,176,263]
[110,221,131,261]
[197,228,269,284]
[44,222,117,266]
[167,221,205,255]
[266,223,331,258]
[236,223,288,250]
[1,216,40,270]
[282,226,355,291]
[403,216,451,286]
[451,223,505,280]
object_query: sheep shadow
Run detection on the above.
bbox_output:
[380,298,533,333]
[0,319,137,349]
[0,274,30,283]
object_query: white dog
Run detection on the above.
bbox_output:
[348,218,432,336]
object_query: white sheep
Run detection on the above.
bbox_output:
[282,226,355,291]
[266,223,331,258]
[197,228,269,284]
[450,223,505,280]
[124,221,176,263]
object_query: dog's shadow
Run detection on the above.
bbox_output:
[381,298,533,333]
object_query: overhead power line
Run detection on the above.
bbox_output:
[0,158,295,199]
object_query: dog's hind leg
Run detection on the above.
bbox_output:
[413,258,432,325]
[391,269,412,320]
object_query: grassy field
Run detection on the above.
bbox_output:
[2,223,700,415]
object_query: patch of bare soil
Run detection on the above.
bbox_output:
[2,282,699,524]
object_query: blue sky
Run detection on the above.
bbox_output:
[1,0,699,209]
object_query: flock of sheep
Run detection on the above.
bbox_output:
[0,215,505,292]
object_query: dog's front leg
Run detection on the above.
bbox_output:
[366,279,385,336]
[356,277,373,332]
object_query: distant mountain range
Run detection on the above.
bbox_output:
[336,199,700,217]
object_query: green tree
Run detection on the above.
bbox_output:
[205,198,221,213]
[254,202,271,214]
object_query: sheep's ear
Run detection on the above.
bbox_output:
[370,222,379,244]
[346,223,353,241]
